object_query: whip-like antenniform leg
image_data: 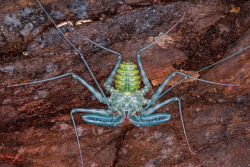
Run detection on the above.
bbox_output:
[35,0,110,107]
[151,71,239,102]
[136,46,249,156]
[146,46,250,110]
[70,28,122,92]
[8,72,107,103]
[136,12,186,93]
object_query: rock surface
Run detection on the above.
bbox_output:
[0,0,249,166]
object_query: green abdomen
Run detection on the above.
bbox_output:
[115,60,140,92]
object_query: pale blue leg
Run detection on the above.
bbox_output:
[71,73,107,104]
[151,72,177,102]
[35,0,110,107]
[130,97,195,155]
[145,46,250,110]
[137,54,151,93]
[8,72,107,104]
[135,12,186,94]
[104,56,122,92]
[143,97,178,116]
[70,27,123,92]
[70,108,123,167]
[151,71,238,102]
[70,108,108,167]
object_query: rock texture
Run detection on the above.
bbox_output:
[0,0,249,166]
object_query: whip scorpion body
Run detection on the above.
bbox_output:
[7,0,250,166]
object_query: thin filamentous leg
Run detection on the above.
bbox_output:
[70,28,123,92]
[146,46,250,109]
[151,71,239,102]
[35,0,110,107]
[131,97,195,155]
[70,108,110,167]
[146,97,195,155]
[136,12,186,93]
[70,108,118,167]
[8,73,73,87]
[8,72,107,104]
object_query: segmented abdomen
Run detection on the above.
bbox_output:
[115,60,140,92]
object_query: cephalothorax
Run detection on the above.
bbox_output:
[7,0,250,167]
[80,60,151,127]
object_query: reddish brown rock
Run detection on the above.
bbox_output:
[0,0,249,166]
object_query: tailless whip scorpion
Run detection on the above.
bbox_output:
[6,0,250,166]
